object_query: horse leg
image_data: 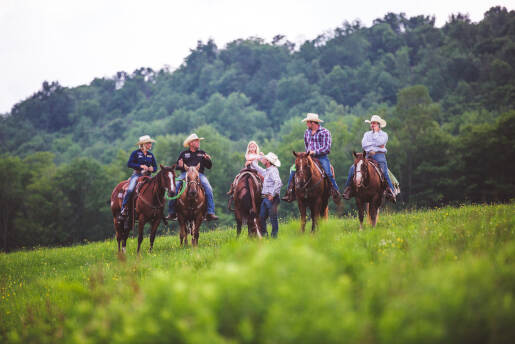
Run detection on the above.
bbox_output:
[299,202,307,233]
[366,202,373,225]
[113,218,121,252]
[193,218,202,247]
[179,221,187,246]
[235,211,242,237]
[370,203,378,227]
[136,217,145,254]
[311,204,319,233]
[149,218,161,253]
[357,199,365,231]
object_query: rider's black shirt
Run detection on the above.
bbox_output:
[176,149,212,174]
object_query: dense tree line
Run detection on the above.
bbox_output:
[1,7,514,251]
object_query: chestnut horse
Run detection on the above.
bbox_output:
[176,164,206,246]
[351,151,385,230]
[110,164,176,253]
[293,151,330,232]
[228,169,262,237]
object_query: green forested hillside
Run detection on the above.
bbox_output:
[1,7,514,250]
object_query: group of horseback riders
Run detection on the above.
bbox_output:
[118,112,398,235]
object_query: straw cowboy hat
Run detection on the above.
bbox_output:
[136,135,156,145]
[301,113,324,123]
[365,115,387,128]
[183,133,205,148]
[263,152,281,167]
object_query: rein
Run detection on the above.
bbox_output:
[295,156,323,197]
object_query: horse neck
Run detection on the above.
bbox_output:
[307,156,322,180]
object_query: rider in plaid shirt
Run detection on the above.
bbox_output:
[282,113,340,203]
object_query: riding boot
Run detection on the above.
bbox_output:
[206,213,219,221]
[386,187,397,204]
[165,213,177,221]
[342,186,353,200]
[281,184,295,202]
[118,207,128,221]
[331,187,341,204]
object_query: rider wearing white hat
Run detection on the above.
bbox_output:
[248,152,282,237]
[120,135,158,217]
[166,133,218,221]
[342,115,397,202]
[282,113,340,203]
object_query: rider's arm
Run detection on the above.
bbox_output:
[362,131,374,151]
[315,129,331,155]
[176,152,186,172]
[127,151,140,170]
[253,163,266,176]
[150,155,158,173]
[203,151,212,170]
[375,131,388,147]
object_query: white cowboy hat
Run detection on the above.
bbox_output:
[183,133,205,148]
[365,115,387,128]
[136,135,156,145]
[263,152,281,167]
[301,113,324,123]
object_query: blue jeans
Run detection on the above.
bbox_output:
[286,154,339,191]
[122,172,141,209]
[168,172,215,215]
[344,153,394,190]
[259,196,280,238]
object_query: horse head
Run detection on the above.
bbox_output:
[184,163,201,199]
[352,150,369,189]
[293,151,313,193]
[158,164,177,197]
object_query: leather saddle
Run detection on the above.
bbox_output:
[366,159,386,186]
[310,157,336,180]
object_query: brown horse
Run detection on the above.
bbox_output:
[110,164,176,253]
[228,169,262,237]
[293,151,330,232]
[351,151,385,230]
[176,164,206,246]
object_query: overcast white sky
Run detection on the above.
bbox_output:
[0,0,512,114]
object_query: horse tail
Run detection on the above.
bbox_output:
[248,176,258,217]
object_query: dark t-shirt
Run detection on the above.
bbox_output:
[176,149,212,174]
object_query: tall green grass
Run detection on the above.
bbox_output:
[1,204,514,343]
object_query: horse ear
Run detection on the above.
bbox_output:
[160,164,164,170]
[195,163,201,171]
[292,151,297,157]
[363,150,367,158]
[171,163,177,171]
[353,151,357,158]
[306,151,310,157]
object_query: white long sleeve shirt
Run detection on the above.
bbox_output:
[362,130,388,153]
[253,164,282,197]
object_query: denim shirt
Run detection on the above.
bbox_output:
[127,149,158,173]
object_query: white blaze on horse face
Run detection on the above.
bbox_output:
[168,172,176,194]
[355,160,363,185]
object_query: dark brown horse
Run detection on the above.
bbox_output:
[351,151,385,230]
[228,169,262,237]
[110,165,176,253]
[293,151,330,232]
[176,164,206,246]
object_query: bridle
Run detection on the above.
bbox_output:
[353,155,369,189]
[295,155,323,198]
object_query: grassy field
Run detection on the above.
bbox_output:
[1,204,514,343]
